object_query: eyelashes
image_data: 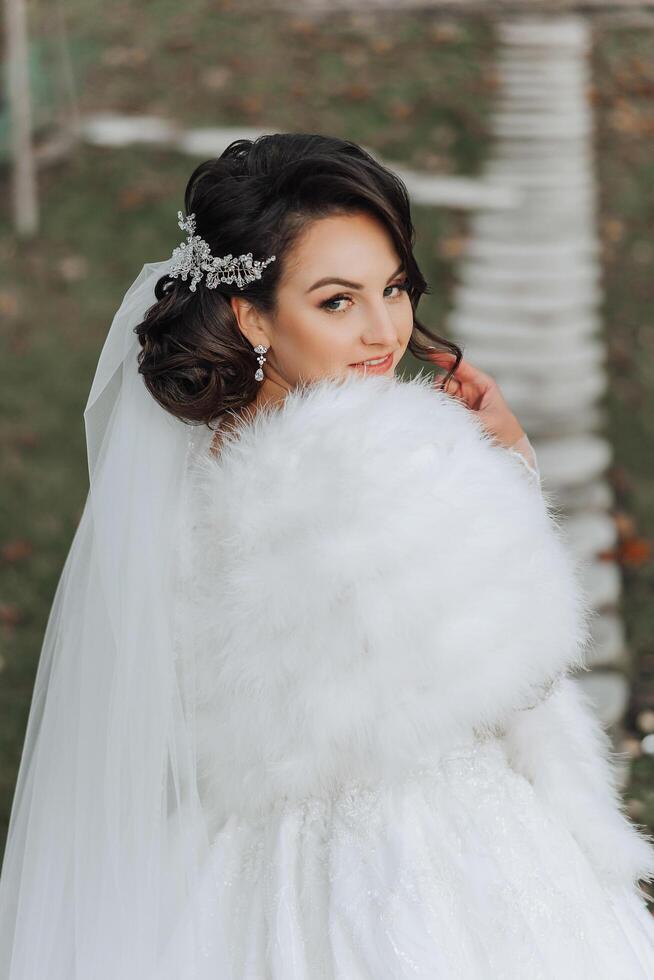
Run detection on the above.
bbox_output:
[319,279,411,314]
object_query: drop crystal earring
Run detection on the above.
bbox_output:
[254,344,269,381]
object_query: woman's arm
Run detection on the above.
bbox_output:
[501,675,654,896]
[431,353,654,891]
[425,351,541,485]
[500,422,653,891]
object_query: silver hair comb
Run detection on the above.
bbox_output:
[168,211,276,292]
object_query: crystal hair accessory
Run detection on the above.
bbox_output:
[168,211,276,292]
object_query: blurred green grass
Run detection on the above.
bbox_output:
[1,7,653,879]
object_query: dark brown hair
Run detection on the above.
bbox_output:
[134,132,462,425]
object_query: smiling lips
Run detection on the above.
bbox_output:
[349,352,394,371]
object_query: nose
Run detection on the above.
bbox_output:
[361,301,399,349]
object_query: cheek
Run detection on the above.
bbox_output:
[314,329,358,367]
[279,310,350,367]
[280,301,414,369]
[394,298,414,341]
[299,312,353,359]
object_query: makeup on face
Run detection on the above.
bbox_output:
[348,351,395,373]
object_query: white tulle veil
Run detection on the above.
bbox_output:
[0,257,221,979]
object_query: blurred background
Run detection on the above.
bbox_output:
[1,0,653,902]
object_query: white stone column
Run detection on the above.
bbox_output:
[444,15,631,751]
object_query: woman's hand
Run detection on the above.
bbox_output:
[425,349,525,450]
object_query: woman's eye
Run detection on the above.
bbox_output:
[319,294,351,313]
[389,278,410,297]
[319,279,410,314]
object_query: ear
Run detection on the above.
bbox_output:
[229,296,271,350]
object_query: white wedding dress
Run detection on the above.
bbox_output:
[161,737,654,980]
[159,376,654,980]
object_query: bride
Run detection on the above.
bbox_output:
[1,132,654,979]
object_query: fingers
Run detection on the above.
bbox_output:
[425,348,493,380]
[424,349,460,389]
[426,353,500,415]
[424,349,458,367]
[424,349,519,439]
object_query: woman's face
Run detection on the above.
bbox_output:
[231,211,415,392]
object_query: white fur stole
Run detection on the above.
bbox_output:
[180,371,593,822]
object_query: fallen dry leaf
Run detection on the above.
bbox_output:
[618,536,652,567]
[0,603,22,627]
[1,539,33,563]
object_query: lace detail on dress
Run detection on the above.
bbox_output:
[507,432,541,486]
[165,736,654,980]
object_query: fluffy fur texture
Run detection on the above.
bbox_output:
[502,677,654,892]
[178,370,654,889]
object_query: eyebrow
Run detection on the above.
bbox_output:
[306,261,405,294]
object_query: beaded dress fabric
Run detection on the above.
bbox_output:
[165,374,654,980]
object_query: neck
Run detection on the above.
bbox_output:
[249,365,292,415]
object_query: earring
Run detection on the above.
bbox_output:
[254,344,269,381]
